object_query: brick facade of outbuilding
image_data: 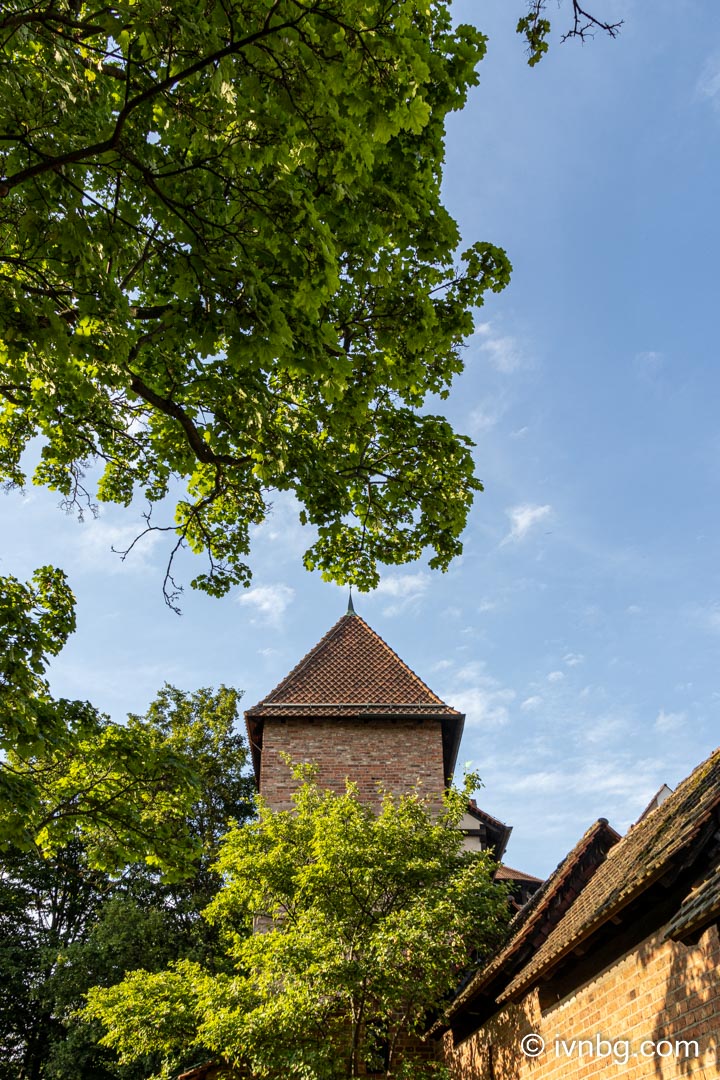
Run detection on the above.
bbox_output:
[438,748,720,1080]
[443,923,720,1080]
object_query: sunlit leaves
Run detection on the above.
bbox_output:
[0,0,511,601]
[86,772,510,1078]
[0,567,76,753]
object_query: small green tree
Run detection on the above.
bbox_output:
[86,770,509,1079]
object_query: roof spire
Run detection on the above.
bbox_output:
[347,589,356,615]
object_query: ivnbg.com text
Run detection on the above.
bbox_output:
[520,1032,699,1065]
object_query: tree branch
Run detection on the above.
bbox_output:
[0,2,310,196]
[0,383,24,405]
[563,0,623,42]
[126,371,251,469]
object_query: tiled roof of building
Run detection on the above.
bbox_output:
[440,818,619,1027]
[466,799,508,832]
[244,611,464,785]
[246,612,460,716]
[433,821,615,1038]
[494,865,543,884]
[465,798,513,861]
[500,745,720,1001]
[664,862,720,943]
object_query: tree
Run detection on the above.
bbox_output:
[85,770,510,1079]
[0,685,255,1080]
[0,0,511,607]
[0,1,622,606]
[0,565,76,755]
[1,566,251,874]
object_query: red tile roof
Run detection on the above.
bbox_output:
[467,799,508,832]
[431,816,617,1036]
[494,865,543,884]
[500,745,720,1001]
[465,800,513,861]
[246,613,460,715]
[245,612,464,785]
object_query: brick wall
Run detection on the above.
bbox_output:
[443,924,720,1080]
[259,716,446,808]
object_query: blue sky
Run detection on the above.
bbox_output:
[4,0,720,878]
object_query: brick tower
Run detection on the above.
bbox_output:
[245,603,465,810]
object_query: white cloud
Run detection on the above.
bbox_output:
[655,708,687,733]
[547,670,564,683]
[76,519,162,573]
[510,426,529,439]
[375,572,429,598]
[456,712,709,875]
[563,652,584,667]
[455,661,486,683]
[502,758,663,806]
[689,602,720,634]
[469,405,500,433]
[502,503,552,544]
[468,395,506,433]
[236,582,295,628]
[504,770,565,796]
[449,684,516,729]
[374,572,429,616]
[582,713,634,745]
[474,322,524,374]
[633,350,664,380]
[441,664,516,729]
[521,695,543,711]
[697,53,720,108]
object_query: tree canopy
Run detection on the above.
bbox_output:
[0,0,513,607]
[0,1,621,606]
[85,770,509,1079]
